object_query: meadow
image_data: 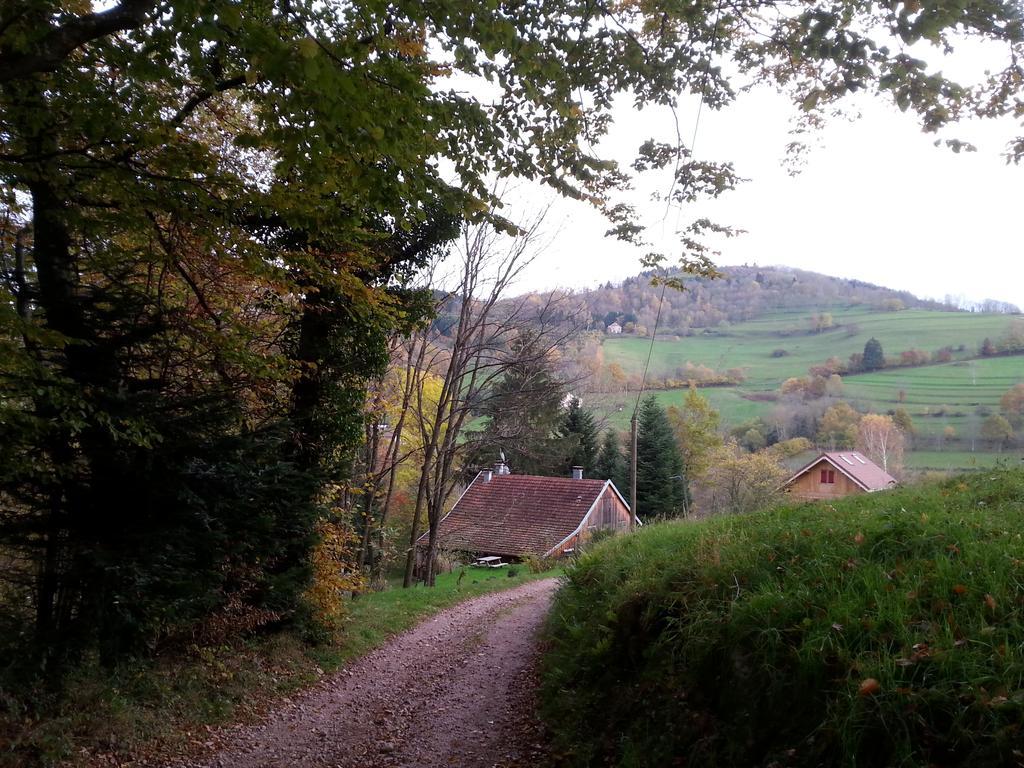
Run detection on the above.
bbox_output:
[593,307,1023,469]
[541,469,1024,768]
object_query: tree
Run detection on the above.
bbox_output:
[561,397,600,476]
[862,338,885,371]
[667,384,723,481]
[892,407,915,436]
[817,402,862,449]
[634,396,686,520]
[596,431,628,493]
[981,414,1014,451]
[400,220,579,587]
[856,414,905,475]
[1000,383,1024,427]
[477,335,569,478]
[701,443,788,516]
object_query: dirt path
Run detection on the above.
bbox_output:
[174,577,559,768]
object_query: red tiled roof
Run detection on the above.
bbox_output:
[419,474,614,557]
[784,451,897,492]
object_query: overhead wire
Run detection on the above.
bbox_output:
[634,0,725,422]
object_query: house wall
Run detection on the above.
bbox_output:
[548,487,632,557]
[785,459,863,501]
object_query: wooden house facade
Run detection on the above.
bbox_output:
[782,451,897,502]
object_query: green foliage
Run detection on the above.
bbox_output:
[541,469,1024,768]
[862,337,886,371]
[475,334,568,476]
[561,397,600,475]
[666,385,723,481]
[634,396,687,519]
[596,430,628,492]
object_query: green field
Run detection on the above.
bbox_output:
[541,469,1024,768]
[593,307,1023,470]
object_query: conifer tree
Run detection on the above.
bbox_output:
[862,338,885,371]
[596,430,628,493]
[634,396,687,519]
[561,397,599,476]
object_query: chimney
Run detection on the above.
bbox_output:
[495,461,510,476]
[571,466,584,480]
[482,469,493,483]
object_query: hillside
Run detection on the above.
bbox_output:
[566,265,1016,336]
[541,469,1024,768]
[540,268,1024,472]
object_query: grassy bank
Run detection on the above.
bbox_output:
[540,470,1024,767]
[2,566,554,767]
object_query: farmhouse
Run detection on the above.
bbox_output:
[417,463,631,567]
[782,451,897,501]
[606,321,622,334]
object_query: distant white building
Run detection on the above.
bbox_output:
[606,322,622,334]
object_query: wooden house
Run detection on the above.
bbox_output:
[416,464,631,569]
[782,451,897,501]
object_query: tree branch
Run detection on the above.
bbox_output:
[0,0,158,84]
[170,75,249,125]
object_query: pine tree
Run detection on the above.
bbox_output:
[634,396,687,520]
[596,430,628,492]
[862,337,885,371]
[561,397,599,475]
[477,335,567,476]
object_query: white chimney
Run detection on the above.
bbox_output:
[482,469,493,483]
[495,461,510,476]
[571,466,583,480]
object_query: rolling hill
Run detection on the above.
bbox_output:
[558,270,1024,472]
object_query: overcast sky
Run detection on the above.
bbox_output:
[508,64,1023,309]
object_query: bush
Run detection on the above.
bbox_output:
[541,469,1024,768]
[521,554,557,574]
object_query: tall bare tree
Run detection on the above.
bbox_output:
[400,216,585,586]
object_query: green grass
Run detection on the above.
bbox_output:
[592,308,1023,470]
[1,566,557,767]
[602,308,1013,390]
[904,450,1024,471]
[540,469,1024,768]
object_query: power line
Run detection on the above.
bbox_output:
[630,0,725,529]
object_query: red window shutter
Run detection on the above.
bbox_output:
[820,469,827,483]
[830,470,836,483]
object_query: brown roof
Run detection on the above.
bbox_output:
[784,451,897,492]
[420,474,619,557]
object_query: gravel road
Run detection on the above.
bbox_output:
[174,577,559,768]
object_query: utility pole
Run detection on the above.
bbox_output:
[629,409,638,531]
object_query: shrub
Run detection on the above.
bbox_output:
[541,469,1024,768]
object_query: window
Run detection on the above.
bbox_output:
[820,468,835,484]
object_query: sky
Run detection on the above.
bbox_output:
[507,56,1024,309]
